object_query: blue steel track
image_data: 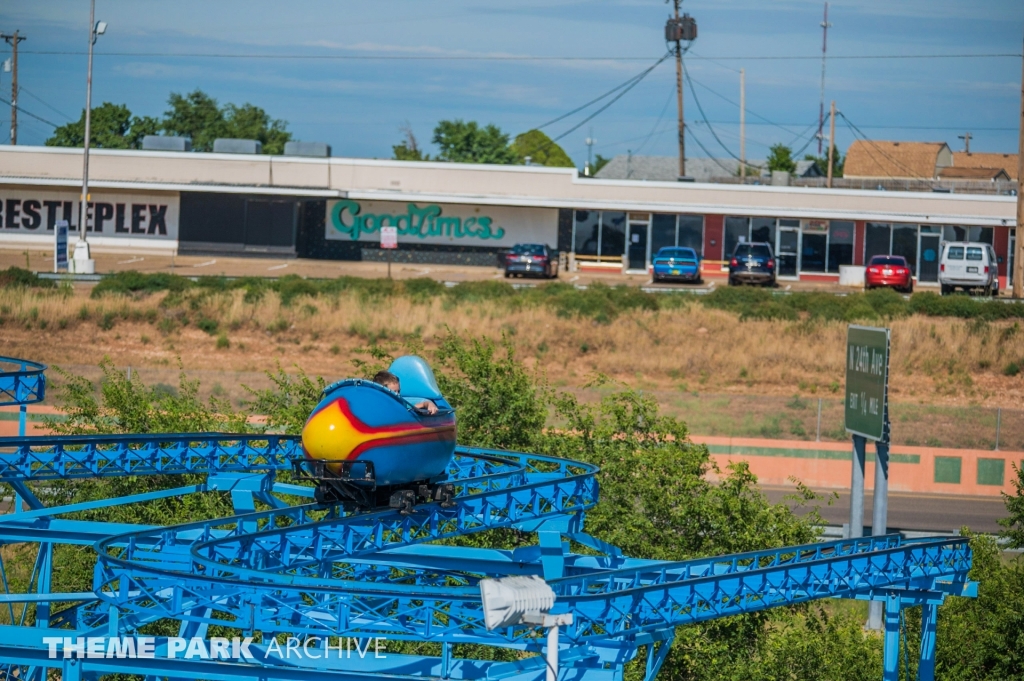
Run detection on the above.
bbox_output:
[0,357,974,681]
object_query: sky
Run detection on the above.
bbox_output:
[2,0,1022,168]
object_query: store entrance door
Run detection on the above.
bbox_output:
[776,227,800,278]
[918,234,941,283]
[627,216,650,271]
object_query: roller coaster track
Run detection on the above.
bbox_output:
[0,356,973,681]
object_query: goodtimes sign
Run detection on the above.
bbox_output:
[0,189,179,241]
[326,199,556,248]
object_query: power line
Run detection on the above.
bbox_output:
[633,84,676,155]
[0,95,59,128]
[522,52,672,159]
[682,59,765,170]
[18,50,1023,61]
[686,127,740,175]
[839,112,925,179]
[534,56,670,131]
[17,86,74,121]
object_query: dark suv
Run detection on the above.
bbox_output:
[503,243,558,278]
[728,242,776,286]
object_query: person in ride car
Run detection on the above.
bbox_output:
[373,370,438,415]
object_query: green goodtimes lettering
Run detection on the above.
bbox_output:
[329,201,505,241]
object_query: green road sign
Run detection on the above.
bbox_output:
[845,325,890,440]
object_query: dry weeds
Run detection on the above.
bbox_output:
[1,287,1022,411]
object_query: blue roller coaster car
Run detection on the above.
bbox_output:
[296,356,458,510]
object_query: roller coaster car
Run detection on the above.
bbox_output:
[295,356,457,512]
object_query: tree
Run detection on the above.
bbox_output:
[161,90,227,152]
[45,102,159,149]
[1000,463,1024,549]
[591,153,611,175]
[766,143,796,173]
[510,129,574,167]
[432,119,518,164]
[161,89,291,154]
[223,102,291,155]
[393,123,429,161]
[804,144,844,177]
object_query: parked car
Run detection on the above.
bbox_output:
[503,243,558,278]
[652,247,702,284]
[939,242,998,296]
[728,242,775,286]
[865,255,913,293]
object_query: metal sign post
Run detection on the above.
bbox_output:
[844,324,891,630]
[380,226,398,279]
[54,219,69,272]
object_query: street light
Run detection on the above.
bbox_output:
[72,0,105,274]
[479,575,573,681]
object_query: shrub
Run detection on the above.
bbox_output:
[216,333,230,349]
[0,266,56,289]
[91,271,191,297]
[197,318,219,335]
[1005,361,1021,377]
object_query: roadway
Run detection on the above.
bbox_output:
[763,485,1008,534]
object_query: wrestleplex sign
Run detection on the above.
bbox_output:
[326,199,556,248]
[0,189,179,241]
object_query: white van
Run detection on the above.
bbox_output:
[939,242,998,296]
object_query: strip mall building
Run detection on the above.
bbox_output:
[0,145,1017,287]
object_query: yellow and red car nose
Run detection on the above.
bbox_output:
[302,399,356,461]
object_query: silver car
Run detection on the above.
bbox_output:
[939,242,998,296]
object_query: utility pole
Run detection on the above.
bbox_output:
[1,31,26,145]
[673,0,685,178]
[827,100,836,188]
[958,132,972,153]
[1015,29,1024,299]
[665,2,696,179]
[739,68,746,180]
[817,3,831,156]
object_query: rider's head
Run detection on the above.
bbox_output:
[373,370,400,393]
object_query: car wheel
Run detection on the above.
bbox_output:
[728,276,737,287]
[503,271,511,278]
[696,277,703,285]
[990,282,999,297]
[906,283,913,294]
[940,284,949,295]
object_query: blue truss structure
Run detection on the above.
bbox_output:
[0,356,974,681]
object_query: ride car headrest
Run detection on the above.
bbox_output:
[389,355,443,401]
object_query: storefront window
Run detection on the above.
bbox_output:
[600,211,627,260]
[943,225,993,244]
[865,222,891,261]
[573,210,599,256]
[828,221,854,273]
[678,215,704,255]
[751,217,775,245]
[651,214,676,254]
[892,224,919,275]
[724,217,749,258]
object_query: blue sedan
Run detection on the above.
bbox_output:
[652,247,702,284]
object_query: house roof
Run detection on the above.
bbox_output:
[952,152,1018,180]
[594,155,766,182]
[938,166,1011,181]
[843,140,949,179]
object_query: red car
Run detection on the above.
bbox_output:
[865,255,913,293]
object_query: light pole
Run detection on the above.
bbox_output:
[73,0,106,274]
[479,575,573,681]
